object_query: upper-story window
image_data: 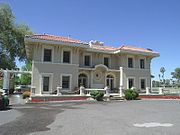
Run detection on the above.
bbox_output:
[140,59,145,69]
[43,49,52,62]
[84,55,91,66]
[63,51,71,63]
[104,57,109,67]
[128,58,133,68]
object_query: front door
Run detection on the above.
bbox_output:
[106,75,114,90]
[78,74,88,88]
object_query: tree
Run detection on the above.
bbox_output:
[160,67,166,79]
[18,61,32,85]
[160,67,166,87]
[171,68,180,81]
[0,3,32,69]
[165,79,171,87]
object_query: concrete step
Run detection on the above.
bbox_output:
[110,96,124,100]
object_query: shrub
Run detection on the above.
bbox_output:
[22,91,30,99]
[90,90,104,101]
[124,89,139,100]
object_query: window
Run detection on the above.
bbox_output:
[140,59,145,69]
[128,58,133,68]
[128,78,134,89]
[140,79,146,89]
[43,49,52,62]
[43,76,50,92]
[84,55,91,66]
[63,51,71,63]
[104,57,109,67]
[62,76,70,89]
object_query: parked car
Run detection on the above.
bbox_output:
[0,89,9,110]
[14,85,31,94]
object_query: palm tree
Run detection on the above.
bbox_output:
[160,67,166,87]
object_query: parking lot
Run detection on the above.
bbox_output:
[0,99,180,135]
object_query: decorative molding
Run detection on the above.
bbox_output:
[34,61,79,66]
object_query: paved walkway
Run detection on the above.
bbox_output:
[9,94,27,105]
[0,100,180,135]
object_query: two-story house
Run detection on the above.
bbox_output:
[25,34,159,96]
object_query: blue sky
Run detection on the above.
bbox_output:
[2,0,180,80]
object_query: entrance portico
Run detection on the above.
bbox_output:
[78,64,120,92]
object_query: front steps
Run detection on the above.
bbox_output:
[106,93,124,101]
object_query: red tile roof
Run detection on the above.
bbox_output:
[91,44,159,54]
[25,34,159,54]
[25,34,84,44]
[91,44,117,51]
[119,45,159,54]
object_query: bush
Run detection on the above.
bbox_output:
[90,90,104,101]
[22,91,30,99]
[124,89,139,100]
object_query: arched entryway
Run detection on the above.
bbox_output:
[106,74,115,90]
[78,73,88,88]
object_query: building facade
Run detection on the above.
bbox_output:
[25,34,159,95]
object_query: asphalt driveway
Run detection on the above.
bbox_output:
[0,100,180,135]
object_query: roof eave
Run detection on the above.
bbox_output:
[24,37,89,48]
[115,50,160,57]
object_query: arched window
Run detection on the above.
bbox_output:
[78,73,88,88]
[106,74,114,90]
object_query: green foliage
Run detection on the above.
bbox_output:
[22,91,30,99]
[20,61,32,85]
[0,80,2,88]
[124,89,139,100]
[172,68,180,81]
[0,3,32,69]
[90,90,104,101]
[14,61,32,85]
[160,67,166,74]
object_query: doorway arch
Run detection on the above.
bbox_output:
[78,73,88,88]
[106,74,115,90]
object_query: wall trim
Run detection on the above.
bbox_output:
[34,61,79,66]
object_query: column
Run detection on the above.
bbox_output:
[90,71,93,88]
[3,70,10,94]
[119,67,123,97]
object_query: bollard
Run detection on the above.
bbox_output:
[159,87,163,95]
[146,87,150,95]
[57,86,62,95]
[80,86,85,96]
